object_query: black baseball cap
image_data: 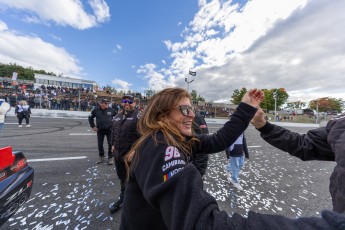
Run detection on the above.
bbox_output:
[122,95,134,100]
[101,98,109,103]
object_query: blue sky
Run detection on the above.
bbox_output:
[0,0,344,103]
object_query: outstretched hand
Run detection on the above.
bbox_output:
[241,89,264,108]
[250,107,266,129]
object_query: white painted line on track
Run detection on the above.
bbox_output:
[69,133,96,135]
[28,156,87,162]
[248,146,261,148]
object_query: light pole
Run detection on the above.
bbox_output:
[274,89,278,121]
[185,70,196,91]
[316,99,319,124]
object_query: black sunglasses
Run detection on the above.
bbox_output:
[175,105,194,116]
[122,99,134,104]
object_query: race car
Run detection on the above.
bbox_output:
[0,146,34,226]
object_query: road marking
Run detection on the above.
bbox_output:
[69,133,96,135]
[248,146,261,148]
[28,156,87,162]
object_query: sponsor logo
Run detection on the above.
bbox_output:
[163,167,183,182]
[162,159,185,171]
[164,146,181,161]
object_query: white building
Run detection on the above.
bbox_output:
[34,74,99,91]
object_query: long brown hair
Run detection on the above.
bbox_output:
[125,88,198,174]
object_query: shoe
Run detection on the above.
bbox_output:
[18,125,22,128]
[26,125,31,127]
[109,199,123,214]
[230,179,243,191]
[107,158,114,165]
[96,156,104,164]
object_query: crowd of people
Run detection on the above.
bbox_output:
[2,78,344,229]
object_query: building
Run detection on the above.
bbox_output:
[34,74,99,91]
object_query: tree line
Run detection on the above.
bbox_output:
[231,87,343,113]
[0,63,56,81]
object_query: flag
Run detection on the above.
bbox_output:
[189,70,196,76]
[12,72,18,81]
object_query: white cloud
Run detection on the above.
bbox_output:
[0,24,82,78]
[111,79,132,91]
[0,20,8,31]
[0,0,110,29]
[140,0,345,103]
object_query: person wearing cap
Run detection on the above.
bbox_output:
[109,95,141,214]
[88,98,116,165]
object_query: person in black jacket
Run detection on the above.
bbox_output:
[224,132,249,191]
[119,87,345,230]
[88,98,116,165]
[251,108,345,213]
[15,100,31,128]
[109,95,140,214]
[192,108,209,177]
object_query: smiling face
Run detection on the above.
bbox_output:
[122,97,136,112]
[167,97,195,136]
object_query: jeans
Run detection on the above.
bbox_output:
[226,156,244,183]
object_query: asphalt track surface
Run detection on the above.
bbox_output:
[0,116,334,230]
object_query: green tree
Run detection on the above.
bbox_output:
[309,97,343,112]
[259,88,289,112]
[287,100,306,109]
[231,87,248,105]
[191,90,198,100]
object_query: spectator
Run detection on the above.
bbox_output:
[224,132,249,191]
[15,100,31,128]
[88,98,116,164]
[0,99,11,133]
[109,95,140,214]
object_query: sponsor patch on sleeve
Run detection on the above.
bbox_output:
[164,146,181,161]
[162,146,185,182]
[163,167,184,182]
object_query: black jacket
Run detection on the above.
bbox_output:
[111,109,140,157]
[192,113,209,176]
[225,133,249,159]
[257,113,345,213]
[88,107,115,130]
[120,103,345,229]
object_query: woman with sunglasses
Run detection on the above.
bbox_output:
[119,87,343,230]
[120,87,263,229]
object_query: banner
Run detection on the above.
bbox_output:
[12,72,18,81]
[189,70,196,76]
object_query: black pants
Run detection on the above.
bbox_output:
[97,129,112,158]
[17,113,30,125]
[114,156,126,201]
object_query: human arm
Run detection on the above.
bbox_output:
[257,121,333,161]
[251,107,334,161]
[196,102,257,154]
[88,110,97,131]
[133,137,342,230]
